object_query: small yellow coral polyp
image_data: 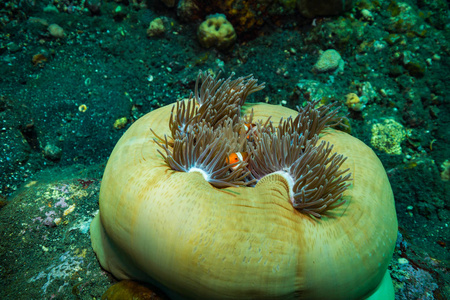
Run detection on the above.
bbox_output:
[370,119,407,155]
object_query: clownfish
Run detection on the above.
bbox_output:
[226,152,248,170]
[243,123,256,132]
[242,123,256,139]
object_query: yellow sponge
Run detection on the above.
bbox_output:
[197,14,236,50]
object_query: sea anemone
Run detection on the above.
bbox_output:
[90,71,398,300]
[154,72,351,217]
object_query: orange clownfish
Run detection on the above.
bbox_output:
[226,152,248,170]
[242,123,256,139]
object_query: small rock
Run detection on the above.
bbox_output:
[114,117,128,130]
[312,49,344,74]
[102,280,168,299]
[398,257,409,264]
[361,9,374,22]
[44,144,62,161]
[48,24,66,38]
[147,18,165,37]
